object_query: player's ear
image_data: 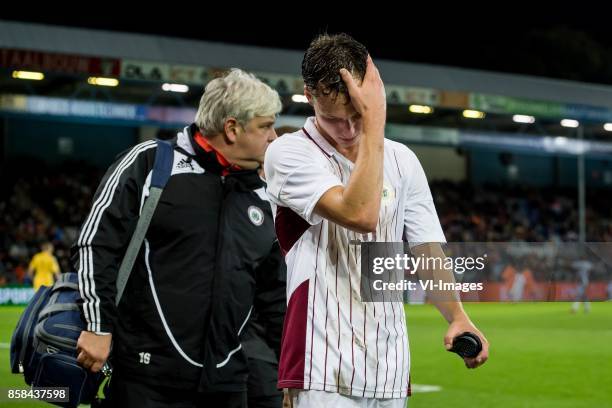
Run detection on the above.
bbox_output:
[304,86,314,106]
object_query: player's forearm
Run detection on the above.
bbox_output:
[430,279,469,324]
[412,242,468,323]
[341,123,384,230]
[435,298,469,324]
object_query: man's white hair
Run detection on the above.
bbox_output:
[195,68,282,134]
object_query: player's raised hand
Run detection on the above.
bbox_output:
[339,55,386,131]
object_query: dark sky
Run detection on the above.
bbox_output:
[4,13,612,85]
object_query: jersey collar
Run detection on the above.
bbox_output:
[303,117,337,157]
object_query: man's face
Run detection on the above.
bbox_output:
[234,115,277,168]
[308,89,362,148]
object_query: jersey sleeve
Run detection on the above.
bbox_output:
[264,138,342,225]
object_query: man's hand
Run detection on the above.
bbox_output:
[444,316,489,369]
[76,331,112,373]
[339,55,386,131]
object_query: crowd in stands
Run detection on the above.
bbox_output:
[0,160,101,286]
[1,166,610,286]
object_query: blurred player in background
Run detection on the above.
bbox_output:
[571,254,592,313]
[28,242,60,290]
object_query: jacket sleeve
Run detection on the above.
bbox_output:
[253,240,287,359]
[71,141,156,334]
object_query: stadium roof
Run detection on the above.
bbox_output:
[3,20,612,110]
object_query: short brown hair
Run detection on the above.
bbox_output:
[302,33,368,98]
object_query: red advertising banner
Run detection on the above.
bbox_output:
[0,48,120,76]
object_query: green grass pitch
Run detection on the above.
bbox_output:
[0,302,610,407]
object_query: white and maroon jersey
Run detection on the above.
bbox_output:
[264,117,446,399]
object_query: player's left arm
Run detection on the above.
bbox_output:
[411,242,489,369]
[402,148,488,368]
[52,256,61,280]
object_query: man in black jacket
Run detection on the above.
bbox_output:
[242,127,298,408]
[72,68,283,408]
